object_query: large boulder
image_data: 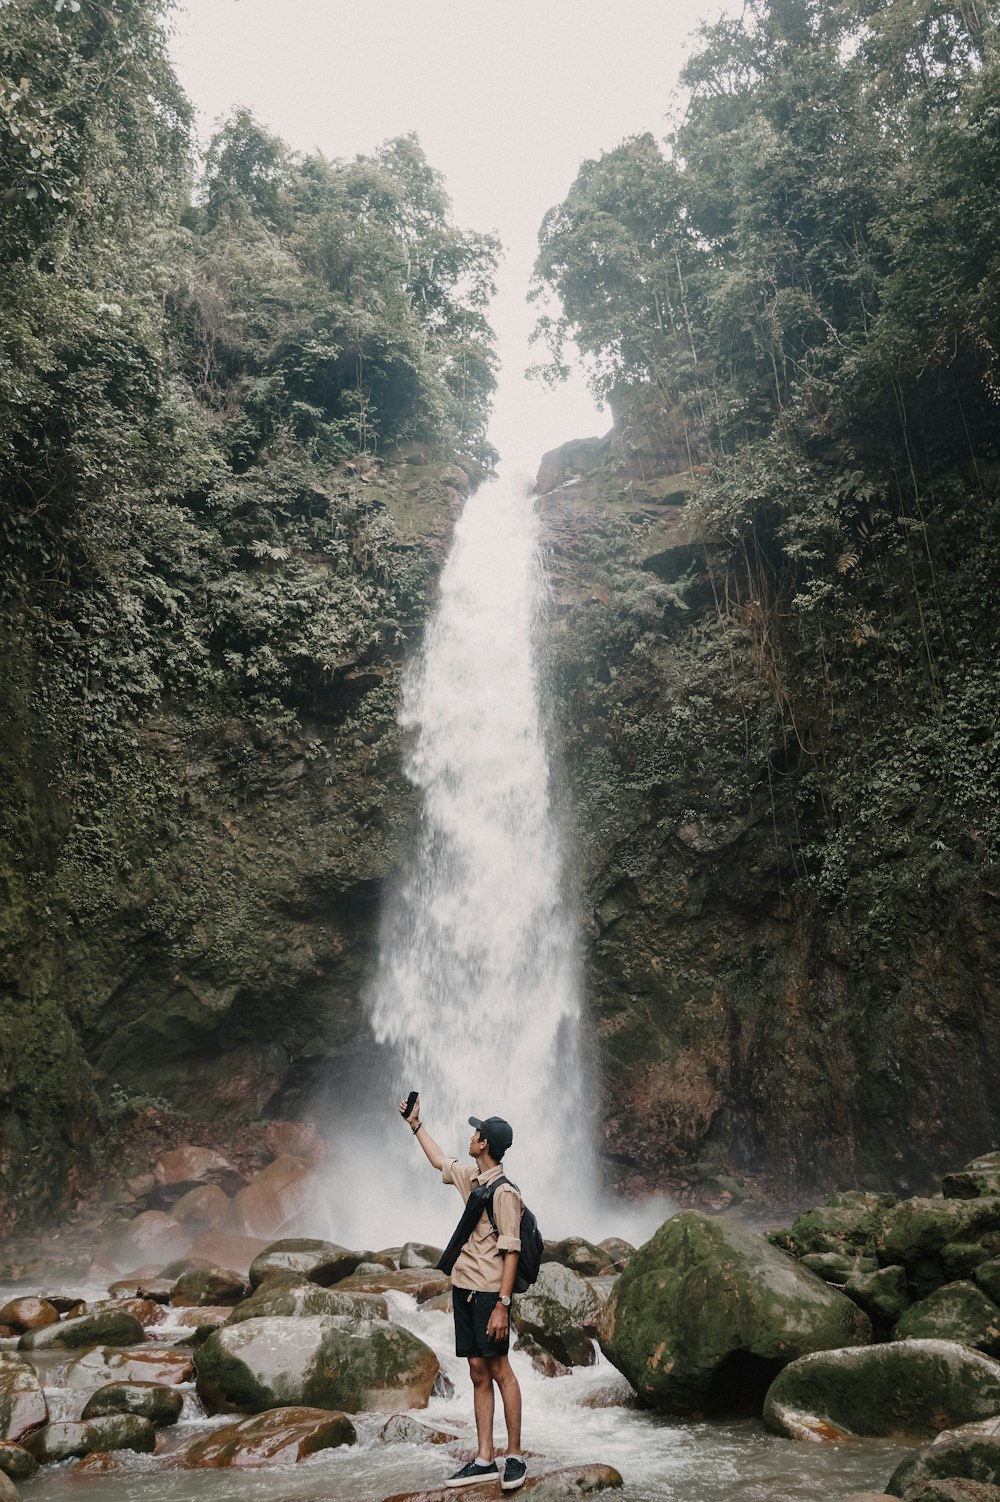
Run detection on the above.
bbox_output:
[80,1382,184,1426]
[23,1415,156,1464]
[778,1199,888,1258]
[63,1346,194,1390]
[763,1340,1000,1441]
[0,1355,47,1443]
[895,1283,1000,1357]
[598,1211,872,1414]
[879,1200,1000,1297]
[247,1239,364,1289]
[182,1406,356,1466]
[514,1264,602,1368]
[225,1274,386,1327]
[169,1183,231,1232]
[195,1315,439,1415]
[944,1156,1000,1201]
[18,1310,145,1352]
[845,1265,912,1326]
[223,1158,314,1240]
[0,1299,58,1335]
[333,1269,450,1304]
[887,1417,1000,1497]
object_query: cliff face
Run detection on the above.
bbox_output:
[0,455,468,1234]
[538,419,1000,1204]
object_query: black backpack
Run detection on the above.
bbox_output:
[484,1176,544,1293]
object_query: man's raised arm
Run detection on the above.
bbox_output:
[398,1095,446,1171]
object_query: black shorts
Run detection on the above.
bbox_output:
[452,1286,509,1358]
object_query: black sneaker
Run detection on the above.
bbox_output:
[502,1456,527,1492]
[445,1460,499,1488]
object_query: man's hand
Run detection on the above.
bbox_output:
[486,1302,509,1343]
[398,1094,421,1129]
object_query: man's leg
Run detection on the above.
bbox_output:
[486,1355,522,1453]
[468,1356,496,1461]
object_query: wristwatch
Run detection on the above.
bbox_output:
[498,1295,511,1308]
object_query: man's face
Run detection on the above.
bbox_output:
[470,1129,487,1157]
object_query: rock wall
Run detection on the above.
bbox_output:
[537,426,1000,1205]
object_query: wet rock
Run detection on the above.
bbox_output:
[944,1155,1000,1201]
[887,1416,1000,1496]
[517,1333,572,1378]
[879,1199,1000,1297]
[85,1298,164,1330]
[195,1314,439,1415]
[0,1300,58,1335]
[0,1473,17,1502]
[263,1121,326,1166]
[72,1451,122,1473]
[64,1346,194,1389]
[170,1262,247,1307]
[18,1309,145,1352]
[0,1441,37,1481]
[0,1355,47,1443]
[223,1157,314,1240]
[800,1252,869,1286]
[168,1306,232,1342]
[763,1339,1000,1441]
[248,1238,364,1289]
[782,1201,886,1257]
[844,1265,912,1326]
[333,1268,450,1303]
[154,1147,241,1191]
[895,1283,1000,1357]
[376,1413,456,1445]
[976,1260,1000,1306]
[106,1210,190,1268]
[598,1210,872,1415]
[81,1381,184,1426]
[380,1460,624,1500]
[225,1273,386,1326]
[513,1264,601,1368]
[24,1415,156,1464]
[597,1237,634,1271]
[941,1244,995,1282]
[543,1238,614,1276]
[188,1232,271,1277]
[182,1405,356,1466]
[108,1270,174,1302]
[905,1483,1000,1501]
[399,1242,444,1270]
[169,1184,231,1232]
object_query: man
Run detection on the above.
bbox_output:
[400,1094,527,1492]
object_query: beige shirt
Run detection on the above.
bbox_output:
[442,1158,522,1292]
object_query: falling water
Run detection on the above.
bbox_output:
[331,476,599,1248]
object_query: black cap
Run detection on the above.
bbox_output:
[469,1115,513,1157]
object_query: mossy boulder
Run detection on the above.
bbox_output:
[224,1273,387,1326]
[905,1483,1000,1501]
[80,1381,184,1426]
[975,1261,1000,1306]
[879,1200,1000,1297]
[195,1314,439,1415]
[247,1239,363,1289]
[944,1157,1000,1201]
[23,1415,156,1464]
[0,1441,38,1481]
[895,1283,1000,1357]
[784,1202,886,1257]
[844,1265,912,1326]
[18,1310,145,1352]
[801,1252,872,1286]
[597,1211,872,1415]
[887,1417,1000,1497]
[513,1264,602,1368]
[0,1355,47,1443]
[182,1406,356,1466]
[763,1340,1000,1441]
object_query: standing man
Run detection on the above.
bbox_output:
[400,1095,527,1492]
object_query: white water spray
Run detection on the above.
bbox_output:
[331,477,601,1247]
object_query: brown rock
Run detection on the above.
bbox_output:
[223,1157,315,1240]
[108,1267,172,1301]
[153,1147,240,1189]
[85,1299,164,1330]
[63,1346,194,1390]
[376,1414,458,1445]
[169,1184,230,1231]
[0,1354,47,1442]
[182,1406,356,1466]
[0,1439,39,1480]
[263,1121,326,1167]
[333,1269,451,1303]
[169,1306,232,1334]
[170,1264,247,1307]
[0,1300,58,1335]
[380,1461,624,1501]
[187,1232,272,1278]
[73,1451,122,1473]
[0,1474,18,1502]
[126,1174,156,1199]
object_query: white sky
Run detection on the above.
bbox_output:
[169,0,729,477]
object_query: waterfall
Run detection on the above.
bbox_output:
[329,476,600,1249]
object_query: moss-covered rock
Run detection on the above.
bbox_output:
[887,1417,1000,1497]
[224,1273,386,1326]
[513,1264,602,1368]
[844,1265,912,1326]
[894,1283,1000,1357]
[904,1483,1000,1501]
[976,1261,1000,1306]
[80,1382,184,1426]
[880,1200,1000,1297]
[0,1441,37,1482]
[170,1264,247,1307]
[0,1356,47,1444]
[195,1314,439,1414]
[786,1204,885,1257]
[23,1415,156,1464]
[944,1158,1000,1201]
[597,1211,872,1414]
[18,1310,145,1352]
[247,1239,363,1289]
[763,1340,1000,1441]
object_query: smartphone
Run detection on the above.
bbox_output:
[402,1090,419,1120]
